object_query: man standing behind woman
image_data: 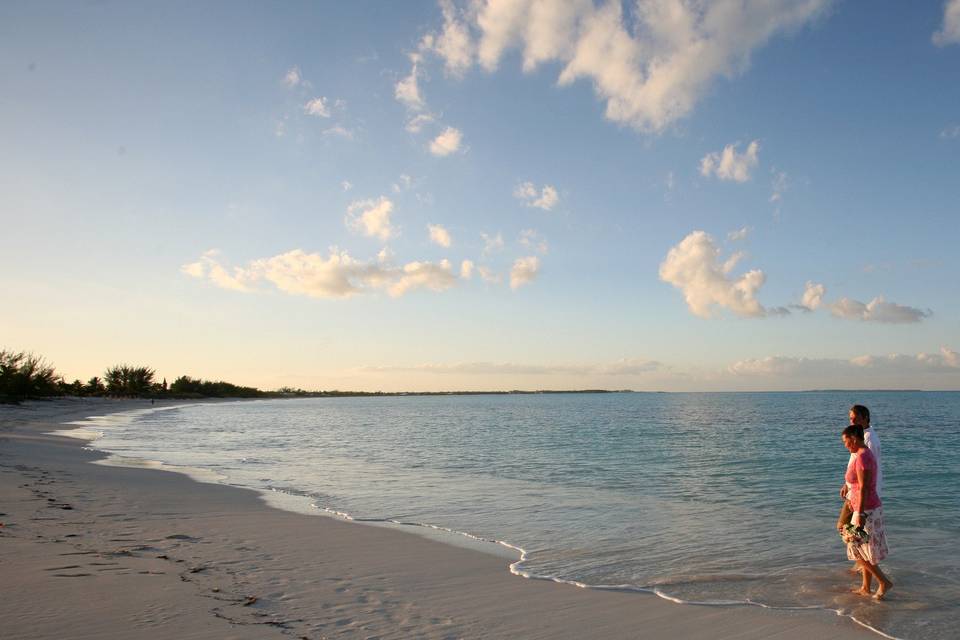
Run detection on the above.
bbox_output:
[838,404,892,599]
[838,405,882,529]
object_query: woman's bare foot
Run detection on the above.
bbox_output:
[874,579,893,600]
[851,587,871,596]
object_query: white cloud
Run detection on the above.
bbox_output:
[700,140,760,182]
[659,230,767,318]
[481,231,504,255]
[423,0,474,77]
[346,197,396,241]
[182,248,456,299]
[519,228,548,253]
[282,66,302,88]
[395,53,426,110]
[800,281,825,311]
[727,226,751,241]
[406,113,436,133]
[830,296,932,324]
[428,223,452,247]
[455,0,829,133]
[341,180,353,191]
[429,126,463,156]
[460,259,475,279]
[933,0,960,46]
[180,260,206,278]
[940,124,960,139]
[304,97,331,117]
[392,174,413,193]
[388,259,458,297]
[179,250,258,293]
[510,255,540,290]
[514,181,559,210]
[478,266,501,283]
[770,169,789,202]
[730,347,960,378]
[323,125,354,139]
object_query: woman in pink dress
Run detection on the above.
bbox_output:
[841,424,893,599]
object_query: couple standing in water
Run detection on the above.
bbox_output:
[837,404,892,600]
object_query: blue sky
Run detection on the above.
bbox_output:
[2,1,959,391]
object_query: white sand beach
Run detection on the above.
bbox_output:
[0,400,879,639]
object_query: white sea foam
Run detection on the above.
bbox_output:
[64,394,953,640]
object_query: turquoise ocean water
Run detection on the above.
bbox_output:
[78,392,959,639]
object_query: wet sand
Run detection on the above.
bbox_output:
[0,399,879,639]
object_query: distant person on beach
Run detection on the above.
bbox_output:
[837,404,882,530]
[840,424,892,599]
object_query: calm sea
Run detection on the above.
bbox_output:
[75,392,959,640]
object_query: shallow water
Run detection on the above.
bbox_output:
[81,392,960,640]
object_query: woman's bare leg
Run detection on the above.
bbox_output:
[852,559,873,595]
[870,564,893,600]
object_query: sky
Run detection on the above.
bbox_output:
[2,0,959,392]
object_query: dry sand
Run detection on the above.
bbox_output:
[0,399,880,639]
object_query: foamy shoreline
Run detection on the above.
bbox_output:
[1,398,879,639]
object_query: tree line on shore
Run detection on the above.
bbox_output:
[1,349,264,403]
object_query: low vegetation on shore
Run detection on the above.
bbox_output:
[1,349,265,403]
[2,348,631,404]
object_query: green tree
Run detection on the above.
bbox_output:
[104,364,156,397]
[0,349,59,402]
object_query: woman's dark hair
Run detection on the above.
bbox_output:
[850,404,870,424]
[843,424,865,441]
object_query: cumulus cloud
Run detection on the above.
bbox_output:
[323,125,354,139]
[428,223,452,247]
[405,113,436,133]
[388,259,458,297]
[180,249,257,292]
[727,226,751,241]
[510,256,540,289]
[346,197,396,241]
[519,228,548,253]
[282,66,303,88]
[700,140,760,182]
[181,248,457,299]
[395,53,426,110]
[481,231,504,255]
[422,0,474,77]
[420,0,828,133]
[304,97,331,117]
[429,126,463,156]
[830,296,932,324]
[460,259,475,279]
[800,281,825,311]
[933,0,960,46]
[478,266,501,283]
[392,174,414,193]
[659,230,767,318]
[514,181,560,210]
